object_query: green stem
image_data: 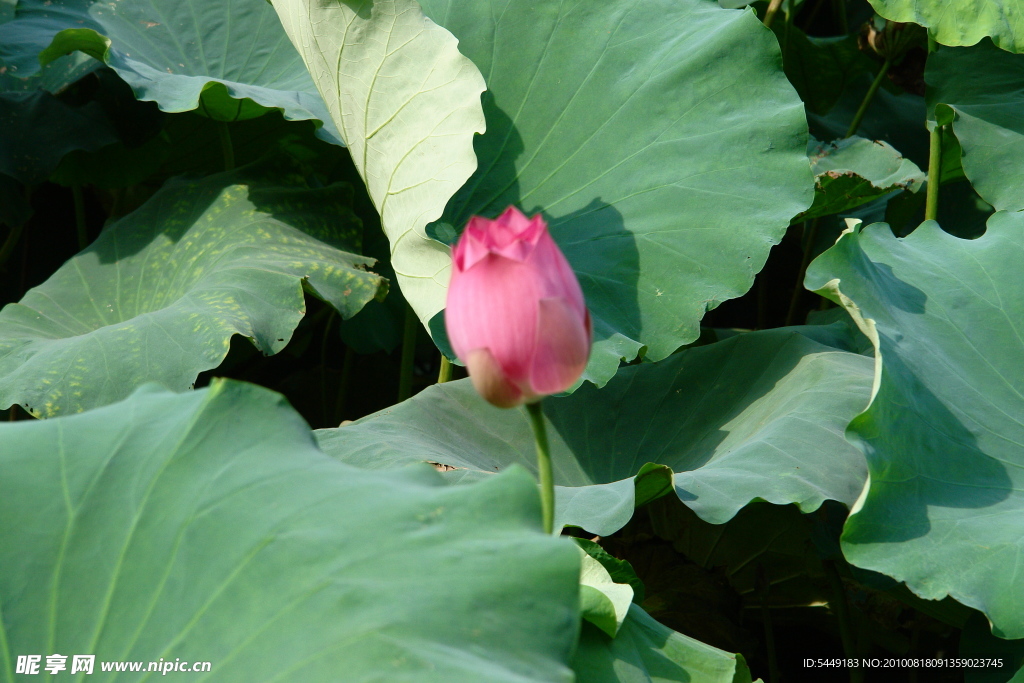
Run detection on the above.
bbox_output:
[525,401,555,534]
[217,121,235,171]
[845,59,891,139]
[397,305,417,402]
[784,218,820,326]
[0,222,24,268]
[925,124,943,221]
[437,355,452,383]
[825,560,863,683]
[72,185,88,250]
[763,0,783,28]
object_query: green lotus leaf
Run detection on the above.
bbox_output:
[574,538,646,605]
[0,380,581,681]
[798,136,925,221]
[415,0,812,386]
[316,326,871,535]
[806,213,1024,639]
[0,0,341,143]
[926,41,1024,212]
[867,0,1024,52]
[579,551,634,638]
[573,604,753,683]
[0,163,386,417]
[270,0,486,330]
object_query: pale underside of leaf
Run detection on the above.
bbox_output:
[272,0,486,326]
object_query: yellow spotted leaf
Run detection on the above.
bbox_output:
[0,163,386,417]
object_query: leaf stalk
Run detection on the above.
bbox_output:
[845,59,891,139]
[398,305,417,401]
[763,0,784,29]
[925,124,943,221]
[525,401,555,534]
[437,355,452,383]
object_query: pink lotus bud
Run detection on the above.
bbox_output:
[446,206,591,408]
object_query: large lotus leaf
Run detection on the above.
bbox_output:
[572,604,753,683]
[415,0,812,386]
[0,49,98,95]
[0,164,386,417]
[271,0,486,330]
[0,0,98,93]
[316,326,871,535]
[806,213,1024,639]
[926,41,1024,212]
[0,0,341,143]
[798,136,925,222]
[867,0,1024,52]
[0,380,581,682]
